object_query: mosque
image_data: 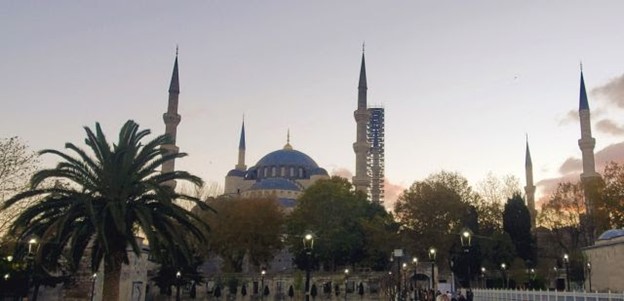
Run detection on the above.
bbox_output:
[160,50,386,205]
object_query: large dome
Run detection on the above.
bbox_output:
[245,144,328,181]
[256,148,319,169]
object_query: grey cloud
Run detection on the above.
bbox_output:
[592,73,624,109]
[596,119,624,136]
[558,157,582,175]
[331,167,353,179]
[558,109,578,126]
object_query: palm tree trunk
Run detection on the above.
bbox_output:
[102,252,124,301]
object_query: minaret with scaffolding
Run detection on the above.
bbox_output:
[368,107,385,204]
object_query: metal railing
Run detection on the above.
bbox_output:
[474,288,624,301]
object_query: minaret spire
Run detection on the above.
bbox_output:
[162,49,182,189]
[524,135,537,230]
[236,117,246,171]
[353,50,371,195]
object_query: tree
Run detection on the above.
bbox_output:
[474,173,521,234]
[3,120,210,301]
[502,193,535,263]
[285,176,392,271]
[394,171,472,266]
[600,161,624,228]
[538,182,588,249]
[195,196,285,272]
[0,137,39,236]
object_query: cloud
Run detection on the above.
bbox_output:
[558,110,578,126]
[384,178,407,210]
[558,157,582,175]
[537,141,624,206]
[596,119,624,136]
[592,73,624,109]
[329,167,407,211]
[331,167,353,179]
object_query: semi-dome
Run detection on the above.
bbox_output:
[597,229,624,241]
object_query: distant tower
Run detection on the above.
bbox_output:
[236,119,247,171]
[161,49,181,189]
[353,51,371,195]
[368,107,385,204]
[524,137,536,230]
[577,68,601,242]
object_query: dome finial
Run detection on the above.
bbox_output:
[284,129,293,150]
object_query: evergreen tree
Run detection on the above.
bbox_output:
[502,193,535,263]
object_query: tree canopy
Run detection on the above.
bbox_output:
[0,137,39,237]
[285,176,396,271]
[3,120,210,301]
[394,171,474,266]
[502,193,535,263]
[195,196,285,272]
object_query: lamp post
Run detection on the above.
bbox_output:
[411,257,418,299]
[500,263,507,289]
[27,238,38,301]
[344,269,349,301]
[392,249,403,301]
[586,262,592,292]
[261,268,266,300]
[175,271,181,301]
[480,267,486,289]
[460,228,473,288]
[90,273,97,301]
[428,247,436,292]
[303,233,314,301]
[563,254,570,292]
[402,262,408,299]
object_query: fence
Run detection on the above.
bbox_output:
[474,288,624,301]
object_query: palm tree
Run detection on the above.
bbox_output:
[3,120,211,301]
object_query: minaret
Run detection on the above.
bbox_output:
[524,137,537,230]
[235,119,247,171]
[353,50,371,195]
[161,49,181,189]
[578,68,601,243]
[578,70,600,183]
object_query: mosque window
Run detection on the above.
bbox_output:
[299,168,303,178]
[272,167,276,176]
[281,167,286,177]
[263,168,268,178]
[290,167,295,177]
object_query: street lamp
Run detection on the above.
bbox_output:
[428,247,437,291]
[261,268,266,300]
[410,258,418,300]
[563,254,570,291]
[586,262,592,292]
[480,267,486,288]
[344,269,349,301]
[393,249,403,301]
[90,273,97,301]
[303,233,314,301]
[27,237,38,301]
[175,271,181,301]
[500,263,507,288]
[460,228,473,288]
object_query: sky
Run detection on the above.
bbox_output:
[3,1,624,208]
